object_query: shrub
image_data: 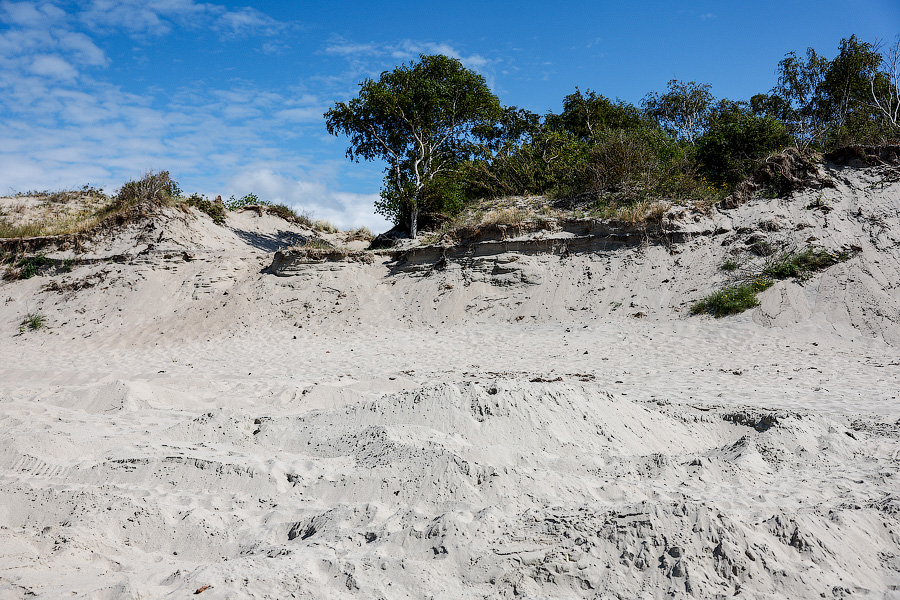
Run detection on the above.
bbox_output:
[696,101,793,185]
[225,193,269,211]
[116,170,181,206]
[185,194,226,226]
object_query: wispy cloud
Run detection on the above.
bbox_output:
[323,36,493,74]
[74,0,293,38]
[29,53,78,79]
[0,2,403,229]
[212,6,290,37]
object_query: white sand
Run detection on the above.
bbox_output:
[1,162,899,599]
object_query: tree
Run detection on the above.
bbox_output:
[643,79,714,144]
[324,54,500,237]
[696,100,793,185]
[547,88,644,141]
[819,35,884,144]
[871,37,900,132]
[771,47,830,148]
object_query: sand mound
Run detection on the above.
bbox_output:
[0,381,897,598]
[2,156,900,598]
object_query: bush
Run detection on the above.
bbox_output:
[116,170,181,206]
[696,102,793,185]
[571,128,663,200]
[185,194,226,226]
[225,193,269,211]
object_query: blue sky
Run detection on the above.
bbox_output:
[1,1,898,230]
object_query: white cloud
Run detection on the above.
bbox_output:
[30,53,77,79]
[226,169,390,231]
[58,31,108,66]
[75,0,292,38]
[214,6,286,37]
[0,3,393,233]
[322,36,493,74]
[77,0,205,35]
[0,1,65,27]
[275,107,324,123]
[324,40,380,57]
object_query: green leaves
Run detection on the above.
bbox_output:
[696,101,793,185]
[325,54,500,235]
[643,80,713,144]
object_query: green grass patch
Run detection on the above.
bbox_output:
[692,278,774,317]
[720,258,740,272]
[20,312,47,332]
[695,245,853,318]
[761,248,850,281]
[4,254,52,280]
[0,220,49,238]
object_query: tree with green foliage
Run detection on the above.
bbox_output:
[643,79,714,144]
[324,54,501,237]
[769,36,894,148]
[696,100,793,185]
[547,88,645,141]
[870,37,900,132]
[771,47,830,148]
[819,35,887,145]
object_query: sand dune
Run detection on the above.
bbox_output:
[1,158,899,598]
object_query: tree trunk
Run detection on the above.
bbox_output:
[409,205,418,238]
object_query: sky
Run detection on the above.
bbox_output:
[1,1,898,231]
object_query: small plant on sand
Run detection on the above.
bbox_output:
[346,226,373,241]
[806,193,831,211]
[3,254,52,281]
[269,204,314,227]
[720,258,741,272]
[694,245,853,318]
[692,278,774,317]
[20,312,47,332]
[302,237,335,250]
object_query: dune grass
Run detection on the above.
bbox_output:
[691,278,774,317]
[19,312,47,332]
[693,246,853,318]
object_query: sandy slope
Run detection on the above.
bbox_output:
[1,160,899,599]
